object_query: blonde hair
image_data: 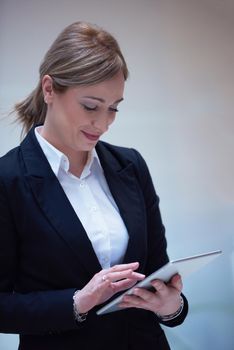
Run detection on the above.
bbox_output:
[15,21,129,133]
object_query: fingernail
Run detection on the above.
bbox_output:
[153,281,161,288]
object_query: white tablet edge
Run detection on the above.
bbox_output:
[96,249,222,315]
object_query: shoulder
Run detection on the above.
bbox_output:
[96,140,151,183]
[97,141,159,206]
[0,146,20,161]
[0,147,21,178]
[0,127,41,180]
[97,140,147,168]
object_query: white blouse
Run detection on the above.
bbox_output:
[35,127,129,269]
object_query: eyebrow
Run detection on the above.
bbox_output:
[82,96,124,104]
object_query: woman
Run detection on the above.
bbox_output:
[0,21,188,349]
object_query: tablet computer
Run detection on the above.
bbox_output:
[97,249,222,315]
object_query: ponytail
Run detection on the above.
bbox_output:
[14,81,47,134]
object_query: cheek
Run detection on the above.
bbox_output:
[108,115,116,126]
[62,107,84,128]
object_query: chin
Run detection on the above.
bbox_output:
[87,140,99,148]
[82,143,97,152]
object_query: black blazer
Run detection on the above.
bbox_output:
[0,127,188,350]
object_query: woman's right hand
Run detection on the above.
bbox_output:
[74,262,145,314]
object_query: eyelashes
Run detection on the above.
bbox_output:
[82,105,97,111]
[81,104,119,113]
[109,107,119,112]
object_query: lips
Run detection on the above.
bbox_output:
[82,131,100,141]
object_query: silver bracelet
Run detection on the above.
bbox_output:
[73,290,88,323]
[156,296,184,321]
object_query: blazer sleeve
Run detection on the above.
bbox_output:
[0,178,79,335]
[131,149,189,327]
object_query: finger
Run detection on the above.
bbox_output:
[98,262,141,282]
[119,293,151,310]
[169,274,183,292]
[131,287,156,301]
[104,269,145,284]
[111,277,141,293]
[151,279,168,294]
[110,262,140,272]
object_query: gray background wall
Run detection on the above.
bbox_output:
[0,0,233,349]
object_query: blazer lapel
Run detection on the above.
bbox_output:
[96,143,147,271]
[20,129,101,278]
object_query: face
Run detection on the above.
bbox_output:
[42,71,125,157]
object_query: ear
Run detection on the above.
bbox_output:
[42,75,54,104]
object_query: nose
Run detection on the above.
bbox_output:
[92,113,111,133]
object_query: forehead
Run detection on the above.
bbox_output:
[69,71,125,103]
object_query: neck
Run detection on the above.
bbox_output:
[68,151,89,178]
[39,126,89,178]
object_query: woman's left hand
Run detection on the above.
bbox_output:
[119,274,183,317]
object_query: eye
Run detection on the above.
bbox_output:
[81,104,98,111]
[109,107,119,113]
